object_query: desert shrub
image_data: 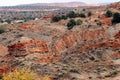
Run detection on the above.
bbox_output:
[51,16,61,22]
[40,75,51,80]
[67,19,76,30]
[105,70,118,77]
[94,19,98,22]
[76,19,83,25]
[83,9,86,11]
[61,15,67,20]
[89,56,95,61]
[112,12,120,24]
[0,74,3,79]
[88,11,92,17]
[5,19,11,24]
[79,13,86,18]
[70,68,79,73]
[75,13,80,17]
[67,11,76,18]
[2,68,37,80]
[97,21,102,26]
[0,19,3,23]
[106,10,112,17]
[0,26,5,34]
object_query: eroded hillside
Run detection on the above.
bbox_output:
[0,2,120,80]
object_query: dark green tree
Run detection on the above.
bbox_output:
[61,15,67,20]
[5,19,11,24]
[112,12,120,24]
[67,19,76,30]
[51,16,61,22]
[88,11,92,17]
[79,13,86,18]
[67,11,76,18]
[106,10,112,17]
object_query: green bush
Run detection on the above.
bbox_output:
[5,19,11,24]
[70,68,79,73]
[97,21,102,26]
[88,11,92,17]
[76,19,83,25]
[2,68,37,80]
[61,15,67,20]
[67,19,76,30]
[0,26,5,34]
[0,74,3,79]
[75,13,80,17]
[106,10,112,17]
[67,11,76,18]
[51,16,61,22]
[89,56,95,61]
[0,19,3,23]
[105,70,118,77]
[112,12,120,24]
[79,13,86,18]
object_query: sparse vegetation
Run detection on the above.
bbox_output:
[89,56,95,61]
[105,70,118,77]
[41,75,51,80]
[70,68,79,73]
[2,67,51,80]
[51,11,86,24]
[97,21,102,26]
[2,68,37,80]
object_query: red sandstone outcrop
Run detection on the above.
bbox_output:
[0,64,16,74]
[8,40,49,56]
[19,23,41,31]
[7,40,60,64]
[0,45,8,57]
[53,32,77,54]
[53,29,107,54]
